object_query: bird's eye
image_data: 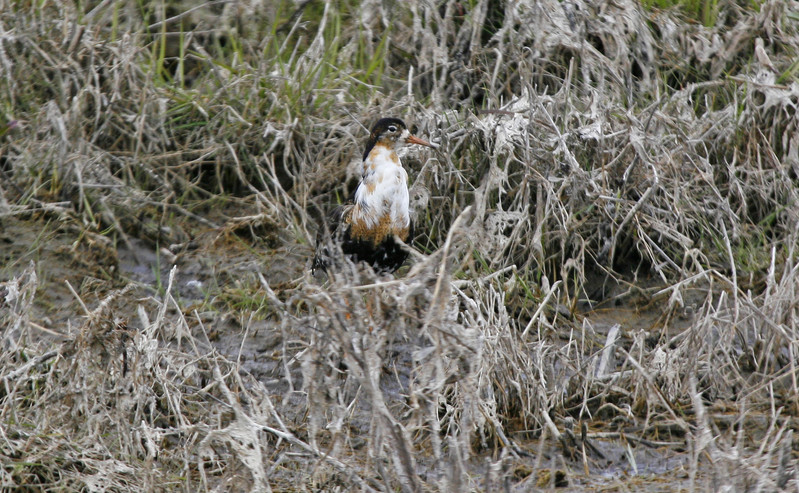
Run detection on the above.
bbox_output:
[387,125,397,133]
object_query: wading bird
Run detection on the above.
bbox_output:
[313,118,434,274]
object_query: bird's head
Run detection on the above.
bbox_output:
[363,118,434,161]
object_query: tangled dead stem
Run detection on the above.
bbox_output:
[1,0,799,491]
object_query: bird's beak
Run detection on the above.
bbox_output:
[406,134,436,148]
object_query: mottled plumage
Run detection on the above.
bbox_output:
[314,118,433,274]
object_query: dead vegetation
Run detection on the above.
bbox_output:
[2,0,799,490]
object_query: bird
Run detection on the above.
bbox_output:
[313,117,435,274]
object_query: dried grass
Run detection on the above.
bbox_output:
[2,0,799,490]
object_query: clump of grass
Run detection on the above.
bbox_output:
[642,0,722,26]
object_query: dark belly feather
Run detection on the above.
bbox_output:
[313,205,413,274]
[340,220,413,273]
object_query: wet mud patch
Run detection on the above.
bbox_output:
[1,215,123,335]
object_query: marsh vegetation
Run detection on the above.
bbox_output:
[2,0,799,490]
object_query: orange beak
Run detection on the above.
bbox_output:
[406,134,436,148]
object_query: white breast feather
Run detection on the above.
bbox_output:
[352,145,410,230]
